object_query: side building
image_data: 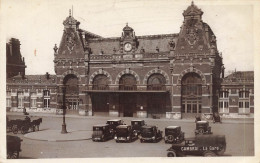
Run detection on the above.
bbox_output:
[218,71,254,118]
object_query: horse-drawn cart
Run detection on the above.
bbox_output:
[7,117,42,134]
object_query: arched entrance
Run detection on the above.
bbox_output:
[119,74,137,117]
[181,73,202,115]
[147,74,166,116]
[92,75,109,114]
[63,74,79,114]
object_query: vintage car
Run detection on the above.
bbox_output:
[213,112,222,123]
[131,120,145,135]
[92,124,114,142]
[106,119,124,136]
[114,125,138,143]
[7,135,23,159]
[167,135,226,157]
[139,125,163,143]
[164,126,184,144]
[194,121,213,135]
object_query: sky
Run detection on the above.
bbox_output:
[1,0,256,75]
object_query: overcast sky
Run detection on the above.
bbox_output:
[1,0,255,75]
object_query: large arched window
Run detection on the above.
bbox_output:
[181,73,202,113]
[63,74,79,110]
[119,74,137,90]
[92,74,109,90]
[147,73,166,90]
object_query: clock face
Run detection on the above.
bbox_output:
[124,43,132,52]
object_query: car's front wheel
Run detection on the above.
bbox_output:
[167,151,177,157]
[203,151,217,157]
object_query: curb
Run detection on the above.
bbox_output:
[23,135,92,142]
[7,112,254,124]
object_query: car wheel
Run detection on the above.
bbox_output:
[198,129,204,135]
[167,151,177,157]
[7,151,19,159]
[204,151,217,157]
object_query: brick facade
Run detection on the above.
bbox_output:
[6,2,254,119]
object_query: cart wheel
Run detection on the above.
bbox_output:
[21,126,28,134]
[12,126,18,134]
[7,151,19,159]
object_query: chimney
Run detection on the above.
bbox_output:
[46,72,50,79]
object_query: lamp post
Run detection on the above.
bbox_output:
[61,85,67,134]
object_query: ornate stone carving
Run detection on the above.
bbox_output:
[66,31,76,53]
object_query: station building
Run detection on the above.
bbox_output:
[6,2,254,119]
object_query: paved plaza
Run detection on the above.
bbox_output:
[6,113,254,158]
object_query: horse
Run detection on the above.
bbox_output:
[31,118,42,131]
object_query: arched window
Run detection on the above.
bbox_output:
[63,74,79,95]
[181,73,202,113]
[147,73,166,90]
[119,74,137,90]
[63,74,79,110]
[92,74,109,90]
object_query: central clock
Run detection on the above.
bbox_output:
[124,43,132,52]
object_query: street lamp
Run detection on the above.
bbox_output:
[61,85,67,134]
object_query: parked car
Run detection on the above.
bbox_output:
[114,125,138,143]
[92,124,114,142]
[167,135,226,157]
[213,112,222,123]
[195,121,212,135]
[7,135,23,159]
[106,119,124,136]
[139,125,163,143]
[131,120,145,135]
[164,126,184,144]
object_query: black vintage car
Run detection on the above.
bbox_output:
[194,121,212,135]
[114,125,138,143]
[167,135,226,157]
[106,119,124,136]
[164,126,184,144]
[139,125,163,143]
[92,124,114,142]
[131,120,145,135]
[7,135,23,159]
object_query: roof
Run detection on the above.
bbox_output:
[166,126,180,129]
[142,125,156,128]
[7,74,56,85]
[197,121,208,123]
[116,125,130,128]
[222,71,254,84]
[93,124,109,127]
[107,119,122,122]
[88,34,177,55]
[131,120,144,122]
